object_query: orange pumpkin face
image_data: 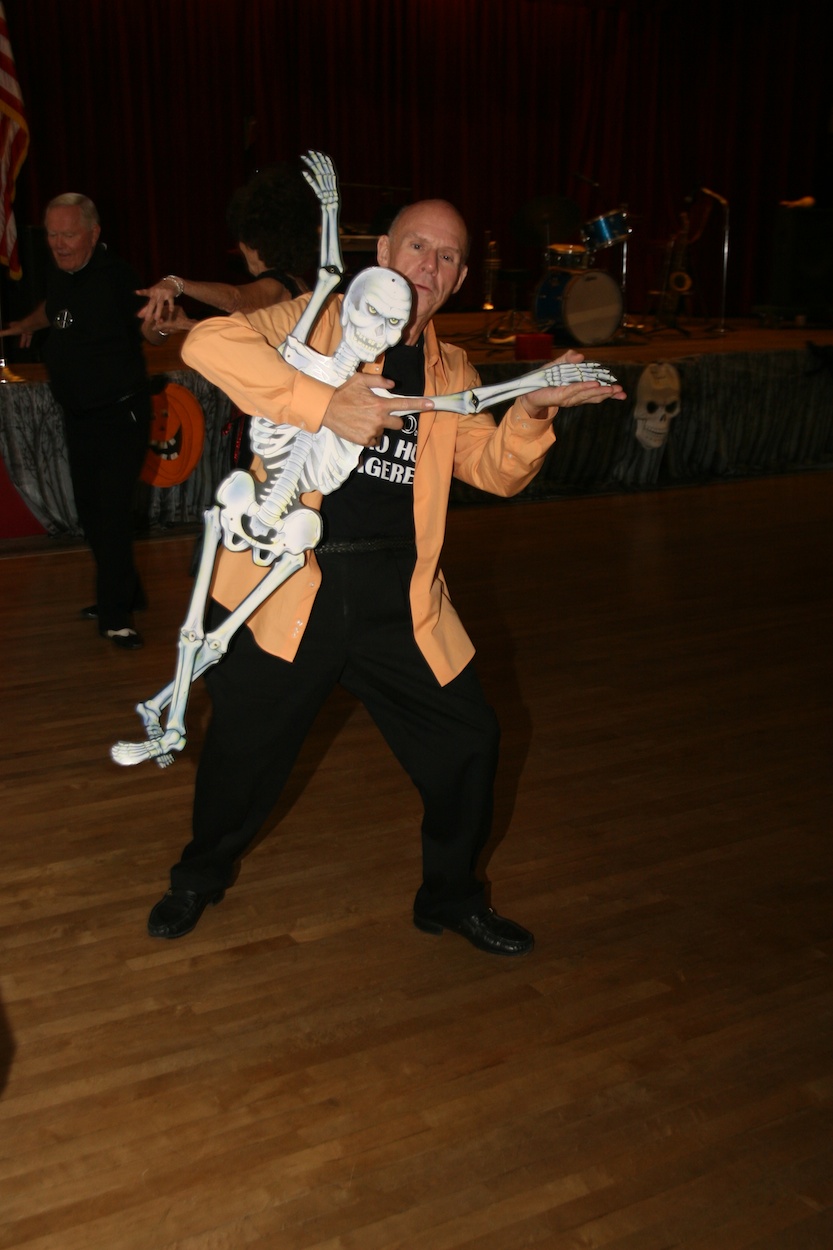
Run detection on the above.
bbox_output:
[141,382,205,487]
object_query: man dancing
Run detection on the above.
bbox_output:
[147,196,625,952]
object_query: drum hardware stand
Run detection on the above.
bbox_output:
[644,262,692,336]
[611,230,649,342]
[700,187,730,335]
[482,232,500,311]
[643,291,692,338]
[579,201,647,344]
[643,212,695,338]
[486,268,534,344]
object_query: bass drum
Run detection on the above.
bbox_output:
[533,269,623,345]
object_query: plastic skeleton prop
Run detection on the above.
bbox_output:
[111,151,618,769]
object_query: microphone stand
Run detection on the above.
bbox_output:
[613,205,647,340]
[701,187,730,335]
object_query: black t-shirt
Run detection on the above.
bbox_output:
[259,268,302,298]
[319,336,426,542]
[43,243,148,412]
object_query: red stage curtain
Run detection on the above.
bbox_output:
[2,0,831,321]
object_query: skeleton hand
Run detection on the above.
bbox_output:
[519,350,626,416]
[301,150,339,215]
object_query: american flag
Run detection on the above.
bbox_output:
[0,3,29,279]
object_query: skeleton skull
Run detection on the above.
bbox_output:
[633,362,680,450]
[341,267,412,361]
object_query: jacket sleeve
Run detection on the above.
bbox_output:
[433,343,557,497]
[452,401,557,497]
[180,297,339,433]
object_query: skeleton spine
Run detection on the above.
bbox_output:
[250,422,313,534]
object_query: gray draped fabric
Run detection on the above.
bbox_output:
[1,350,832,536]
[449,349,833,504]
[0,370,235,537]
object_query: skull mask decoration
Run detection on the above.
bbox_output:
[340,267,412,361]
[633,362,681,451]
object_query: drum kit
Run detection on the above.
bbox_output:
[532,206,631,346]
[496,184,730,346]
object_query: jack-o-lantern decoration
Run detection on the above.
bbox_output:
[141,382,205,487]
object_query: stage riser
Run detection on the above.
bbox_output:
[3,349,832,541]
[452,350,833,504]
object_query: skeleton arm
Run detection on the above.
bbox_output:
[376,359,620,416]
[286,150,346,350]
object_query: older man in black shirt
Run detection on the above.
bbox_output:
[1,194,167,648]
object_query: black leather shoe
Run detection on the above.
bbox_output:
[147,887,225,938]
[413,906,534,956]
[100,627,144,650]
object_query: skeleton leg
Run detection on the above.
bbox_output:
[156,549,307,761]
[111,549,307,768]
[110,507,224,768]
[378,359,620,416]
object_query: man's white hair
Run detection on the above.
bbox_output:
[45,193,100,228]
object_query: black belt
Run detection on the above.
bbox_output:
[112,387,148,406]
[74,386,149,415]
[315,537,416,554]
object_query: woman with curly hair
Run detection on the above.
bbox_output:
[137,161,319,334]
[138,161,320,468]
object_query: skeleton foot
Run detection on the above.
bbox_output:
[112,698,177,767]
[110,728,184,770]
[110,689,185,769]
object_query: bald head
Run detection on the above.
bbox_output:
[386,199,471,261]
[377,199,470,342]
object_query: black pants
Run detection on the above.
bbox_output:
[170,549,500,922]
[64,391,151,631]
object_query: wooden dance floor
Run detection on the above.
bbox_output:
[1,469,831,1248]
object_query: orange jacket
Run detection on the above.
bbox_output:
[182,293,556,685]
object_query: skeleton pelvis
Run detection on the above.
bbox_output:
[217,471,322,566]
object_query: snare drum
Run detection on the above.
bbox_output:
[546,243,588,270]
[580,208,630,252]
[533,269,623,345]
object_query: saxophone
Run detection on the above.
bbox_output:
[668,211,693,294]
[658,210,692,323]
